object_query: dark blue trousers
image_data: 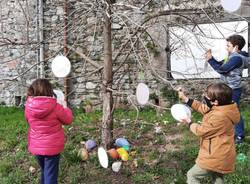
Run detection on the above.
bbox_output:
[36,154,60,184]
[232,88,245,138]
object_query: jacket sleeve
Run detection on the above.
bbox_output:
[207,57,223,69]
[55,104,73,125]
[189,114,225,138]
[191,100,211,115]
[208,56,242,74]
[24,106,29,124]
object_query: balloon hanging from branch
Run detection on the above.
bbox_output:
[220,0,241,12]
[51,55,71,78]
[136,83,150,105]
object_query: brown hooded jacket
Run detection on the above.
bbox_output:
[189,100,240,174]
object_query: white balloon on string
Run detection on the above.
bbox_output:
[136,83,150,105]
[171,104,191,122]
[51,55,71,78]
[220,0,241,12]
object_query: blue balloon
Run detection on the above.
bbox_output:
[115,138,130,147]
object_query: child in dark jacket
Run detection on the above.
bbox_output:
[205,34,248,144]
[178,82,240,184]
[25,79,73,184]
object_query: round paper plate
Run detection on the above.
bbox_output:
[98,147,109,168]
[51,55,71,78]
[220,0,241,12]
[136,83,149,105]
[171,104,191,122]
[53,89,64,105]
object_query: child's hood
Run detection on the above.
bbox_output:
[216,103,240,125]
[26,97,57,118]
[239,51,249,57]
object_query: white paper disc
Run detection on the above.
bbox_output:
[171,104,191,122]
[220,0,241,12]
[51,55,71,78]
[136,83,149,105]
[98,147,109,168]
[53,89,64,105]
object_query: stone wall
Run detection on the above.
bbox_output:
[0,0,37,105]
[0,0,250,108]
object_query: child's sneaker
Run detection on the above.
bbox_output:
[235,136,244,144]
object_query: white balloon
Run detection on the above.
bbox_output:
[53,89,64,105]
[98,147,109,169]
[220,0,241,12]
[136,83,150,105]
[171,104,191,122]
[51,55,71,78]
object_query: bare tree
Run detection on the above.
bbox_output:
[102,0,113,148]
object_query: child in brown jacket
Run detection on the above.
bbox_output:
[178,82,240,184]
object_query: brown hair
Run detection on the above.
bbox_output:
[226,34,245,50]
[27,79,54,97]
[206,83,232,105]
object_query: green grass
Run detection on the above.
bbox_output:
[0,105,249,184]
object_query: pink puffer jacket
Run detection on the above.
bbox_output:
[25,96,73,156]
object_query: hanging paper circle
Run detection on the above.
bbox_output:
[51,55,71,78]
[136,83,150,105]
[171,104,191,122]
[220,0,241,12]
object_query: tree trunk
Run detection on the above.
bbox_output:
[101,0,113,149]
[248,17,250,77]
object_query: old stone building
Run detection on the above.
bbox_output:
[1,0,250,107]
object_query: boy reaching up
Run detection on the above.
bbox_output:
[205,34,248,144]
[178,82,240,184]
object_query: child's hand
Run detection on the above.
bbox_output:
[205,49,212,61]
[179,118,191,126]
[62,100,67,108]
[176,87,189,103]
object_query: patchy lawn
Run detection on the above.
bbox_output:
[0,106,249,184]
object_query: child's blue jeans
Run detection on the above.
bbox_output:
[36,154,60,184]
[232,88,245,139]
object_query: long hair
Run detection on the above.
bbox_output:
[27,79,54,97]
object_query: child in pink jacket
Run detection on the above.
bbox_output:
[25,79,73,184]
